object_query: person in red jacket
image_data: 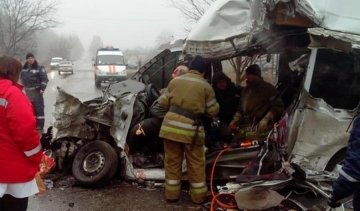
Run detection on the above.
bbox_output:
[0,56,43,211]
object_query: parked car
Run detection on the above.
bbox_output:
[58,60,74,75]
[50,57,63,70]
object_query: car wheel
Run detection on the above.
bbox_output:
[72,140,119,186]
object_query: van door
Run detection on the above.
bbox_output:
[132,49,182,90]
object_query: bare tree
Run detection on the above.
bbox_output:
[0,0,58,56]
[229,56,259,85]
[48,35,73,60]
[88,35,104,58]
[69,34,84,61]
[169,0,216,24]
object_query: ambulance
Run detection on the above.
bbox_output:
[94,47,127,87]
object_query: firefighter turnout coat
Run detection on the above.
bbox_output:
[158,70,219,203]
[159,70,219,144]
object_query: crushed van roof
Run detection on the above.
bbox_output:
[183,0,360,59]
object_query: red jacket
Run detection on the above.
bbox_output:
[0,79,42,183]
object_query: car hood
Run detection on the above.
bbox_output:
[53,80,146,148]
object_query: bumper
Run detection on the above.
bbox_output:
[59,69,73,72]
[96,75,127,82]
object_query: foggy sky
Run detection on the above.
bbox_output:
[55,0,188,50]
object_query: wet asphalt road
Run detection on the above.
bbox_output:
[28,60,202,211]
[29,180,203,211]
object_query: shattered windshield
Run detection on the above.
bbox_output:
[309,49,360,109]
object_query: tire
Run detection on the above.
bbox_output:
[72,141,119,186]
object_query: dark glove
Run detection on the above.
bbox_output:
[327,196,342,208]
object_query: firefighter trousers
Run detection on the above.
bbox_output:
[163,139,208,204]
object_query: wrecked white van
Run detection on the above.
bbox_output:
[183,0,360,176]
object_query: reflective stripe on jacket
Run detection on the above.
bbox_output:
[0,79,42,183]
[21,64,48,91]
[159,70,219,144]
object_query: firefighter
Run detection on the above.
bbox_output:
[229,64,284,132]
[171,64,189,78]
[21,53,49,133]
[158,55,219,204]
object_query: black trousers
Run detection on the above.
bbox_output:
[25,89,45,132]
[0,194,28,211]
[332,175,360,210]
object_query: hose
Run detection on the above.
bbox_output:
[209,147,238,211]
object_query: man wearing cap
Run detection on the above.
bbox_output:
[21,53,49,134]
[158,55,219,204]
[229,64,283,132]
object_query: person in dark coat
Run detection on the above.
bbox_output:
[328,112,360,209]
[212,72,240,124]
[21,53,49,133]
[127,99,167,154]
[207,72,241,144]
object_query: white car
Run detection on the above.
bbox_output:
[50,57,63,70]
[58,60,74,75]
